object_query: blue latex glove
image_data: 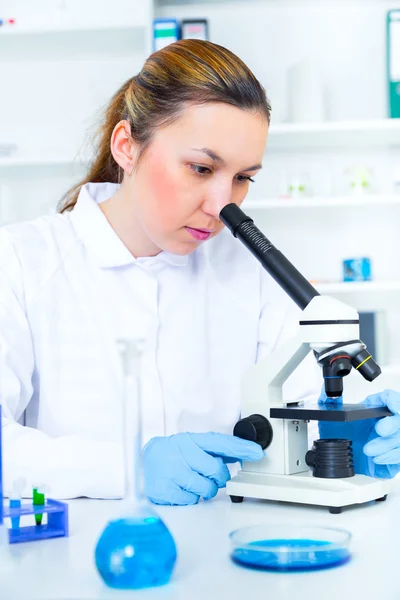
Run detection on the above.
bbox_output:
[318,388,400,479]
[142,432,264,505]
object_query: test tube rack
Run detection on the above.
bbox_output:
[3,499,69,544]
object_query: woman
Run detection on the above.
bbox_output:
[1,40,399,506]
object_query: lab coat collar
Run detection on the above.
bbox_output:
[69,182,188,269]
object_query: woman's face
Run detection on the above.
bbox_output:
[128,102,268,255]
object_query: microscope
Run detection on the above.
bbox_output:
[220,204,392,513]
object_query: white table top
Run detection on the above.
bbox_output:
[2,483,399,600]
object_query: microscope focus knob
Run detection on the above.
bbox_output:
[233,414,273,450]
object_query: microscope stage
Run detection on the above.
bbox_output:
[270,403,392,422]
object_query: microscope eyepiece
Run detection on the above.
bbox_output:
[352,350,382,382]
[219,203,319,310]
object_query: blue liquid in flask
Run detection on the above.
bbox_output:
[95,339,177,590]
[95,515,177,589]
[231,538,350,572]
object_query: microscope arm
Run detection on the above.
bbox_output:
[240,332,309,416]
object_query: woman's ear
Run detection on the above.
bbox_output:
[110,120,138,175]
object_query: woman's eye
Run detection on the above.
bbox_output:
[236,175,255,183]
[190,164,212,176]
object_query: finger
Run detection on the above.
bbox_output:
[363,389,395,409]
[181,471,218,501]
[372,447,400,465]
[362,391,385,408]
[375,414,400,437]
[364,431,400,456]
[374,463,400,478]
[210,456,231,487]
[190,432,265,461]
[385,390,400,415]
[147,481,199,506]
[174,434,231,487]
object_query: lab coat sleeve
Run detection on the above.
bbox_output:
[0,232,123,499]
[256,271,322,406]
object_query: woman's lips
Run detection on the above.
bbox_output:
[185,227,212,241]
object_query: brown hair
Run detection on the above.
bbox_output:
[59,39,271,212]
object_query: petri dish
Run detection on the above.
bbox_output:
[229,524,351,572]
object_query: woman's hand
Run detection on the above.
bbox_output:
[142,432,264,505]
[318,389,400,478]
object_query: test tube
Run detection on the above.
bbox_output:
[9,478,25,530]
[32,485,47,526]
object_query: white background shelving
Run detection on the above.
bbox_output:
[267,119,400,149]
[1,0,400,378]
[316,281,400,295]
[0,25,148,61]
[0,0,153,221]
[0,154,89,168]
[244,194,400,210]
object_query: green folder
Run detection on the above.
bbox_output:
[387,10,400,118]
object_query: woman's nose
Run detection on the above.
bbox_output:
[201,187,233,218]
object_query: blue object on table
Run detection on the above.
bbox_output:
[3,499,69,544]
[230,525,351,572]
[231,539,350,571]
[318,389,400,479]
[343,257,371,282]
[1,408,68,544]
[95,515,177,590]
[95,339,177,591]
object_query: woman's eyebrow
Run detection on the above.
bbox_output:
[191,147,262,171]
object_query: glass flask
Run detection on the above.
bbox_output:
[94,339,177,589]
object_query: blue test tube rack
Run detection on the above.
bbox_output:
[3,498,69,544]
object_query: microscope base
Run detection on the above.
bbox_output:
[226,470,391,511]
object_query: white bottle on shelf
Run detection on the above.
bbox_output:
[287,57,326,123]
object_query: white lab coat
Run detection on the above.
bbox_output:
[0,182,320,499]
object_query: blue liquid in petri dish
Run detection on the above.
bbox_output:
[95,516,177,589]
[231,538,350,572]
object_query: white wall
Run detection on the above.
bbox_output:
[1,0,400,374]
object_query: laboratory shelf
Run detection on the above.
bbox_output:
[267,119,400,150]
[0,18,149,36]
[0,153,90,168]
[157,0,264,3]
[315,281,400,295]
[0,23,148,60]
[243,195,400,210]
